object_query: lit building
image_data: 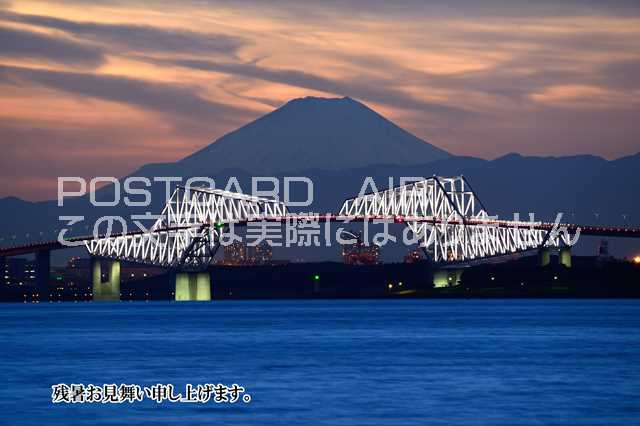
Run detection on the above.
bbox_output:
[1,257,36,287]
[341,230,380,265]
[223,241,247,265]
[67,256,91,270]
[222,241,273,265]
[404,249,424,264]
[250,241,273,265]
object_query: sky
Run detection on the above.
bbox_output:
[0,0,639,201]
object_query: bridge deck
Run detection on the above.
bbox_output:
[1,214,639,257]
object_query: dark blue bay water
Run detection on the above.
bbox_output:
[1,299,639,425]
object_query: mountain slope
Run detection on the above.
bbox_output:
[147,96,450,176]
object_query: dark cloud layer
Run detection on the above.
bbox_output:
[0,25,104,67]
[72,0,640,19]
[0,10,246,56]
[601,60,640,91]
[0,64,250,124]
[151,57,473,118]
[0,0,639,201]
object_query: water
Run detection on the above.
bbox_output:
[1,299,639,425]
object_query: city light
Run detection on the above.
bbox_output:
[634,256,640,264]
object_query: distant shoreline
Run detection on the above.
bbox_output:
[3,255,639,303]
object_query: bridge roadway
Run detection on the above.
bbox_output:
[1,214,639,257]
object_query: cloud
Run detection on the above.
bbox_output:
[0,25,104,67]
[147,57,473,118]
[2,0,640,201]
[144,0,640,23]
[0,64,252,126]
[600,59,640,90]
[0,10,246,56]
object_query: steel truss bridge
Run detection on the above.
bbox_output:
[1,176,639,271]
[74,176,638,271]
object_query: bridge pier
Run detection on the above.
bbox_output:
[175,271,211,301]
[539,248,551,267]
[559,247,572,268]
[35,250,50,294]
[92,258,120,301]
[433,269,463,288]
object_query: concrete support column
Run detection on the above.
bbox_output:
[92,258,120,301]
[539,248,551,267]
[107,260,121,299]
[559,247,572,268]
[175,271,211,301]
[35,250,50,293]
[433,269,463,288]
[433,270,448,288]
[196,272,211,300]
[91,257,101,292]
[174,272,188,301]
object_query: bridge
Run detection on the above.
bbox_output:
[1,176,639,301]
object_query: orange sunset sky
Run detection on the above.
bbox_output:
[1,0,639,200]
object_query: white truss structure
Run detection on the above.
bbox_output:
[339,176,562,262]
[85,186,288,270]
[86,176,569,269]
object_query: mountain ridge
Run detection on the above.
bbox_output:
[147,96,450,176]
